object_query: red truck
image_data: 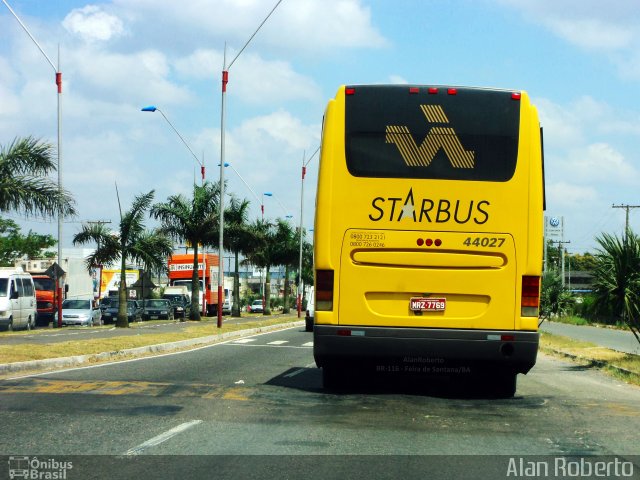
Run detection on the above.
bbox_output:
[31,274,57,326]
[167,253,223,316]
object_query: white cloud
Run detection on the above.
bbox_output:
[174,49,322,105]
[563,143,638,184]
[112,0,387,54]
[388,75,409,84]
[495,0,640,79]
[63,5,125,43]
[546,181,598,209]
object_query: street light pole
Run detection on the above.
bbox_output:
[218,0,284,329]
[262,192,272,221]
[3,0,64,325]
[297,146,320,317]
[141,106,205,184]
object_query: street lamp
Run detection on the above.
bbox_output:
[218,0,284,328]
[141,106,205,184]
[262,192,273,221]
[297,146,320,317]
[3,0,64,326]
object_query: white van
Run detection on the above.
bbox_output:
[0,268,37,331]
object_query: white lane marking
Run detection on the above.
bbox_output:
[124,420,203,456]
[233,338,257,344]
[284,368,306,378]
[267,340,289,345]
[302,342,313,347]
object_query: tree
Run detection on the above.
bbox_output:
[540,270,574,320]
[244,219,275,315]
[272,219,299,313]
[73,190,173,328]
[223,195,256,317]
[0,137,76,218]
[591,230,640,343]
[151,182,220,320]
[0,217,56,266]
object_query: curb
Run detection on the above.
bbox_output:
[0,320,306,376]
[542,347,638,379]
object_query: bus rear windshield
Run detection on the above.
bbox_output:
[345,85,520,182]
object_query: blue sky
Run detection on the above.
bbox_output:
[1,0,639,254]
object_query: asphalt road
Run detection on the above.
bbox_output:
[540,320,640,355]
[0,326,638,480]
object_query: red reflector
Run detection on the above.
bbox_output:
[447,88,457,95]
[434,239,442,246]
[417,238,424,246]
[345,87,355,95]
[425,239,433,246]
[337,330,351,336]
[511,92,521,101]
[501,335,515,341]
[409,87,419,94]
[428,87,438,94]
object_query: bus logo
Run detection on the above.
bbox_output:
[385,105,475,169]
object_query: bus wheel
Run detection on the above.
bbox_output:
[489,372,517,398]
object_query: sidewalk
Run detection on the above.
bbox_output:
[539,320,640,355]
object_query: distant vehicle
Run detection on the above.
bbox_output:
[222,297,233,315]
[0,268,37,331]
[168,253,223,316]
[248,299,264,314]
[305,287,315,332]
[31,274,56,326]
[101,299,143,324]
[163,293,190,320]
[98,296,117,313]
[56,299,101,327]
[142,299,174,321]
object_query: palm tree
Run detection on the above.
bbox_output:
[272,219,299,314]
[223,195,256,317]
[244,219,275,315]
[151,182,220,320]
[0,137,76,218]
[73,190,173,328]
[591,230,640,343]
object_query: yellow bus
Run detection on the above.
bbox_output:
[313,84,544,396]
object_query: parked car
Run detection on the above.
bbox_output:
[101,299,143,324]
[98,296,117,313]
[142,299,174,321]
[163,294,190,320]
[221,296,233,315]
[248,299,264,314]
[56,299,101,327]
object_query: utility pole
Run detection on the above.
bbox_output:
[612,204,640,243]
[550,240,571,286]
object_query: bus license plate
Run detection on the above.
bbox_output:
[410,297,446,312]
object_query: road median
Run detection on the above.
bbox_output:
[0,317,304,378]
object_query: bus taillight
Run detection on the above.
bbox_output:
[447,88,458,95]
[521,275,540,317]
[316,269,334,311]
[345,87,356,95]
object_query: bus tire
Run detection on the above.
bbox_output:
[489,372,517,398]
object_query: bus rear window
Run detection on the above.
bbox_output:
[345,85,520,181]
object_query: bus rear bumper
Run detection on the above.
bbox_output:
[313,325,539,374]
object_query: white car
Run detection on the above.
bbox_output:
[249,299,264,313]
[56,299,102,327]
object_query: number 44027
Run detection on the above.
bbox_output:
[463,237,505,248]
